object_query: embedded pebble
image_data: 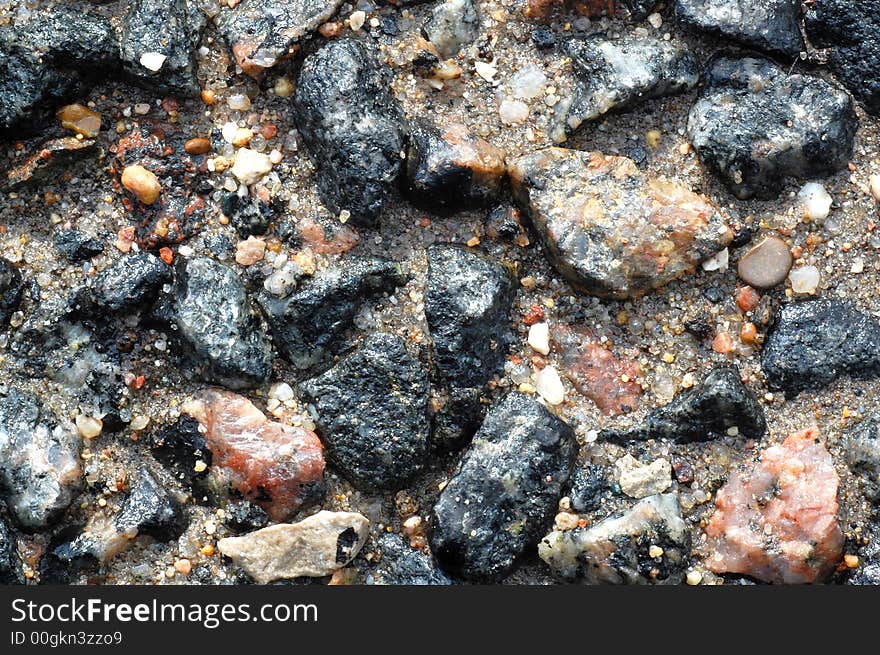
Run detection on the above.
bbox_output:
[737,237,793,289]
[789,266,821,294]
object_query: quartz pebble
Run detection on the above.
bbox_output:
[75,415,103,440]
[499,99,529,124]
[234,236,266,266]
[528,322,550,355]
[798,182,832,221]
[789,265,820,294]
[231,148,272,186]
[535,365,565,405]
[737,237,792,289]
[121,165,162,205]
[614,455,672,498]
[57,104,101,138]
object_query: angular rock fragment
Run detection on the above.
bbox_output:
[424,0,480,57]
[372,533,453,585]
[294,39,408,227]
[0,258,23,326]
[615,455,672,499]
[687,57,857,199]
[403,121,507,214]
[539,493,690,584]
[224,501,270,533]
[552,35,699,143]
[842,416,880,504]
[431,386,485,451]
[0,512,20,584]
[116,467,187,541]
[54,230,104,263]
[217,510,369,583]
[0,389,81,531]
[603,366,766,443]
[258,257,407,370]
[186,390,325,521]
[89,254,171,313]
[704,426,843,583]
[149,415,212,486]
[430,392,577,581]
[159,257,273,389]
[510,148,732,299]
[216,0,345,77]
[222,194,273,238]
[299,333,430,491]
[119,0,207,96]
[761,300,880,396]
[3,138,98,191]
[805,0,880,116]
[566,464,611,513]
[674,0,804,58]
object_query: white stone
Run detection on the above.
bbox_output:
[499,98,529,124]
[269,382,294,402]
[535,365,565,405]
[789,265,820,294]
[509,65,547,100]
[648,12,663,28]
[221,121,239,144]
[615,454,672,498]
[701,247,729,271]
[348,10,366,30]
[139,52,166,72]
[528,322,550,355]
[231,148,272,186]
[217,511,370,583]
[798,182,833,221]
[474,60,497,83]
[870,174,880,203]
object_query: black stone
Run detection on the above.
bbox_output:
[603,366,766,443]
[222,194,273,238]
[431,386,485,451]
[532,28,556,50]
[761,300,880,396]
[0,257,23,326]
[372,533,452,585]
[54,230,105,262]
[149,415,212,486]
[299,332,430,491]
[224,501,270,532]
[567,463,611,513]
[293,39,407,227]
[258,257,407,371]
[430,392,577,581]
[687,56,858,199]
[89,254,171,313]
[116,466,187,541]
[0,511,21,584]
[425,245,515,389]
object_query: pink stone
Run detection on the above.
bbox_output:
[188,390,325,521]
[704,426,843,583]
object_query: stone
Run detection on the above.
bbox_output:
[116,466,187,541]
[535,365,565,406]
[0,513,20,584]
[528,322,550,355]
[798,182,833,222]
[234,236,266,266]
[539,493,690,584]
[186,389,325,521]
[673,0,804,57]
[299,333,430,491]
[761,300,880,396]
[222,194,273,238]
[602,365,766,443]
[372,533,453,585]
[737,236,793,289]
[258,257,407,370]
[403,121,507,214]
[3,137,98,191]
[57,103,101,138]
[149,415,212,486]
[424,245,516,388]
[687,56,857,200]
[293,39,407,227]
[157,257,273,389]
[0,258,23,326]
[704,425,843,583]
[842,416,880,503]
[184,137,211,155]
[567,464,611,513]
[121,164,162,205]
[805,0,880,116]
[215,0,345,77]
[510,148,732,299]
[54,230,104,262]
[424,0,480,57]
[118,0,207,96]
[0,389,82,531]
[89,253,171,313]
[551,35,699,143]
[431,386,485,451]
[430,392,577,581]
[217,510,369,583]
[615,455,672,498]
[788,266,820,294]
[231,148,272,186]
[223,501,270,532]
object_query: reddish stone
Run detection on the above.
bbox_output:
[735,286,761,312]
[705,426,843,583]
[712,331,735,353]
[188,390,325,521]
[4,137,97,190]
[297,215,359,254]
[556,326,642,416]
[523,304,545,326]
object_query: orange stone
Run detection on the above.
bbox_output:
[57,104,102,138]
[712,331,735,353]
[735,286,761,312]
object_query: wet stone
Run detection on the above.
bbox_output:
[705,426,843,583]
[431,386,485,451]
[805,0,880,116]
[687,56,858,200]
[258,257,407,371]
[737,236,793,289]
[299,333,430,491]
[429,392,577,581]
[761,300,880,396]
[424,0,480,58]
[293,39,408,227]
[216,0,345,77]
[603,366,766,443]
[116,466,187,541]
[89,253,171,313]
[0,258,23,326]
[371,533,453,585]
[674,0,805,58]
[0,389,82,531]
[842,416,880,504]
[157,257,273,389]
[403,120,507,214]
[54,230,104,263]
[148,415,212,487]
[222,194,273,238]
[539,493,690,584]
[510,148,732,299]
[567,464,611,513]
[552,35,699,143]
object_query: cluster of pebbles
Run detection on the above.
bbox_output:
[1,0,880,586]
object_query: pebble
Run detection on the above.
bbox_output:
[535,365,565,405]
[528,322,550,355]
[499,99,529,124]
[231,148,272,186]
[798,182,833,221]
[614,454,672,498]
[227,93,251,111]
[121,164,162,205]
[75,415,103,439]
[737,236,793,289]
[184,137,211,155]
[139,52,166,72]
[234,236,266,266]
[789,265,821,294]
[57,104,101,138]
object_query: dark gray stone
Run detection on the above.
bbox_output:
[0,512,20,584]
[258,257,408,371]
[761,300,880,396]
[687,56,857,199]
[372,533,453,585]
[299,332,430,491]
[54,230,105,262]
[842,416,880,504]
[223,501,270,532]
[0,258,23,326]
[603,366,766,443]
[90,254,171,313]
[293,39,408,227]
[567,464,611,513]
[222,194,273,238]
[149,415,211,486]
[430,392,577,581]
[116,466,187,541]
